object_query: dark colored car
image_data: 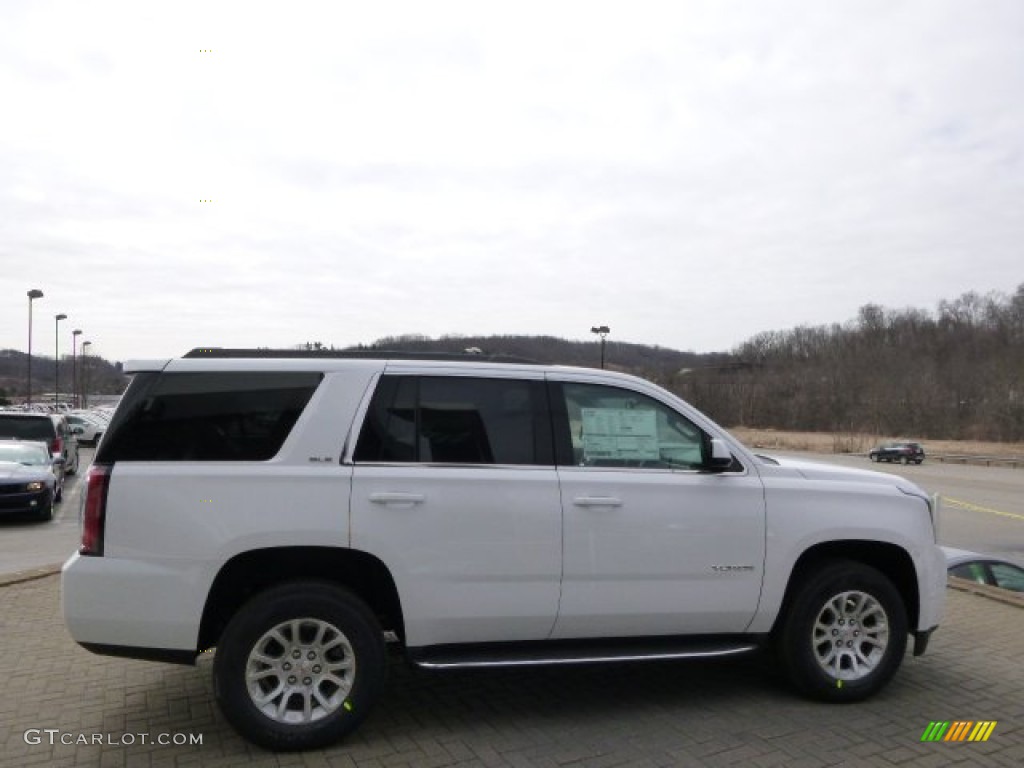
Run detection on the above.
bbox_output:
[0,440,64,521]
[0,412,79,474]
[942,547,1024,592]
[868,441,924,465]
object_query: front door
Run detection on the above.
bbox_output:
[549,379,766,639]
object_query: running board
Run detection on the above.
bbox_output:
[408,636,761,670]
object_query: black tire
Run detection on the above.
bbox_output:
[213,582,385,752]
[778,561,907,702]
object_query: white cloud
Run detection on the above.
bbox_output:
[1,0,1022,361]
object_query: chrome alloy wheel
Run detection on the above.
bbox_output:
[245,618,356,724]
[811,590,890,681]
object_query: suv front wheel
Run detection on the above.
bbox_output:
[778,561,907,702]
[213,582,386,751]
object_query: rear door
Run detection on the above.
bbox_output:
[549,377,766,638]
[349,372,562,647]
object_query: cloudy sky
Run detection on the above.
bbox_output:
[1,0,1022,363]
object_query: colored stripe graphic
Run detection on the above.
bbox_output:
[920,721,996,742]
[969,722,997,742]
[946,721,972,741]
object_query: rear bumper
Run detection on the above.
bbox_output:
[61,552,206,655]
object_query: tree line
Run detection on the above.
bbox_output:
[670,285,1024,442]
[4,284,1020,441]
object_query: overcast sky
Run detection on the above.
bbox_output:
[1,0,1022,363]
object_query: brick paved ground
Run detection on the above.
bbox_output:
[0,575,1021,768]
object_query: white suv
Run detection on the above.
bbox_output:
[62,349,945,751]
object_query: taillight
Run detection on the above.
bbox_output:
[52,437,63,456]
[81,464,111,556]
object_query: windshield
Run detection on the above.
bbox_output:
[0,442,51,465]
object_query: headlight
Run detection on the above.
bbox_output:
[26,481,45,492]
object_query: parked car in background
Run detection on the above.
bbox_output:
[942,547,1024,592]
[66,413,105,446]
[869,442,925,465]
[0,440,64,521]
[0,412,79,475]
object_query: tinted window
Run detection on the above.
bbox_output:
[558,382,706,469]
[0,415,55,441]
[949,563,986,584]
[97,372,323,461]
[354,376,551,465]
[989,563,1024,591]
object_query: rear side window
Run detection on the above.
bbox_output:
[0,415,54,441]
[97,372,323,461]
[354,375,553,466]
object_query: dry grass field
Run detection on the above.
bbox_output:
[728,427,1024,459]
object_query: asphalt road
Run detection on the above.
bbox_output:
[1,447,1022,577]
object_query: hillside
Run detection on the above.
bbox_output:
[3,282,1021,441]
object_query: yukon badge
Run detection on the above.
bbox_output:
[712,565,756,572]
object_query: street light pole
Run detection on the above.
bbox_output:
[55,313,67,408]
[72,329,82,408]
[590,325,610,369]
[81,341,92,408]
[26,289,44,406]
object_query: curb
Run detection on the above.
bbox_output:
[947,575,1024,608]
[0,564,62,587]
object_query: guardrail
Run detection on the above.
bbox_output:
[928,454,1024,469]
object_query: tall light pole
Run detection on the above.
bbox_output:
[81,341,92,408]
[590,325,610,369]
[72,329,82,408]
[27,289,44,406]
[55,313,67,408]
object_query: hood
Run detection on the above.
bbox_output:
[0,460,52,483]
[756,454,929,499]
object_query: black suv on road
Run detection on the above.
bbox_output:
[868,442,925,465]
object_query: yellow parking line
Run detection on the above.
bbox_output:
[942,497,1024,522]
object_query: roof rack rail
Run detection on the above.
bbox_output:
[182,348,541,364]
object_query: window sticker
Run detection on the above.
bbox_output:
[580,408,659,461]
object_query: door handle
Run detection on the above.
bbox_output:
[572,496,623,507]
[369,492,426,505]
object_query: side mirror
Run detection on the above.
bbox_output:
[70,426,85,435]
[706,438,734,472]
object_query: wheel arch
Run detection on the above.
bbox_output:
[772,540,920,636]
[198,546,404,653]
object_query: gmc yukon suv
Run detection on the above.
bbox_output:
[62,349,945,751]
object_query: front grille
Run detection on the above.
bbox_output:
[0,483,31,497]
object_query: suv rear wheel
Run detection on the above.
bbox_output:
[778,561,907,702]
[213,582,386,751]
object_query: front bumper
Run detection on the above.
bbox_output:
[0,486,52,516]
